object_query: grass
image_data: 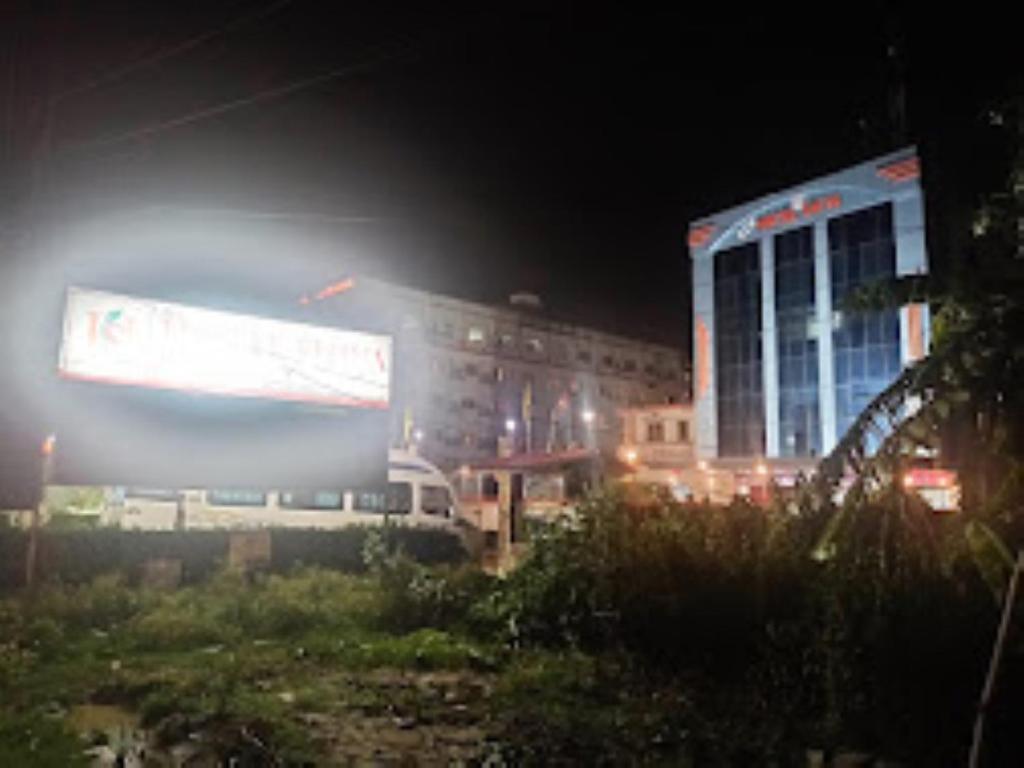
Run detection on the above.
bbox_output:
[0,565,694,765]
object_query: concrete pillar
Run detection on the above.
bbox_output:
[692,255,717,459]
[814,220,838,454]
[760,236,779,458]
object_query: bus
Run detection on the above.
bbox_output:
[87,449,459,531]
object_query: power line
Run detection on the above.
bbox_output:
[66,45,417,154]
[41,0,297,106]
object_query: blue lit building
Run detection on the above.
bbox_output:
[689,148,928,473]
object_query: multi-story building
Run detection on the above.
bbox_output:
[319,278,690,471]
[688,148,928,477]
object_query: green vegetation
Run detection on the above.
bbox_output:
[2,487,1022,765]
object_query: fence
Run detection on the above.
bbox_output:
[0,526,466,591]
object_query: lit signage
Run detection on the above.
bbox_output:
[688,224,716,249]
[877,156,920,183]
[737,193,842,241]
[58,287,391,408]
[695,318,710,399]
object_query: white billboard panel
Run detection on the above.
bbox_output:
[58,287,391,408]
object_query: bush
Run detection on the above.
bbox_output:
[479,484,1017,763]
[363,529,496,633]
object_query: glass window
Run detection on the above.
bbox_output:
[124,487,178,501]
[525,474,564,502]
[467,327,485,344]
[352,489,388,514]
[421,485,452,517]
[714,242,765,456]
[775,226,821,457]
[647,421,665,442]
[829,203,900,442]
[677,420,690,443]
[279,490,344,510]
[386,482,412,515]
[207,489,267,507]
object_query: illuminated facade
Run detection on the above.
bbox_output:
[352,280,689,471]
[689,148,928,465]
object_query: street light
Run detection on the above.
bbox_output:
[413,429,424,443]
[505,418,517,433]
[581,409,595,425]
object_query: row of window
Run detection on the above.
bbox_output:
[128,485,451,517]
[425,320,680,381]
[642,420,691,444]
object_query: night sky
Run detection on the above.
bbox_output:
[1,2,1018,352]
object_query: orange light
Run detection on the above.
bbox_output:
[315,277,356,301]
[300,277,356,305]
[625,449,638,464]
[755,462,768,476]
[903,473,915,488]
[697,460,709,472]
[41,434,56,457]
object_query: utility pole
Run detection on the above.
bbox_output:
[25,433,55,589]
[969,550,1024,768]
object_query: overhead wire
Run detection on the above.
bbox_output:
[68,45,417,154]
[40,0,298,106]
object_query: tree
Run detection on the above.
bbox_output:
[817,88,1024,517]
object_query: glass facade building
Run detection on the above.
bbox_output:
[689,148,928,465]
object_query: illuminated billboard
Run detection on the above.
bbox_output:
[59,287,391,409]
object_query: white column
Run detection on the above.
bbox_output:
[692,254,717,459]
[760,236,779,458]
[814,220,837,454]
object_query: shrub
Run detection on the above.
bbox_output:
[363,529,496,633]
[479,484,1018,763]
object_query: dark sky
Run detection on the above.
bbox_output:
[1,2,1019,351]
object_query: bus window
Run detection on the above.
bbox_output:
[124,487,178,502]
[350,489,388,514]
[280,490,344,510]
[207,489,267,507]
[421,485,452,517]
[386,482,412,515]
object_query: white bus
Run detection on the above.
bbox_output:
[92,449,458,531]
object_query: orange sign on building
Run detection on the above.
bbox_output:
[695,318,710,399]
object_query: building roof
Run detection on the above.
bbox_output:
[467,447,599,471]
